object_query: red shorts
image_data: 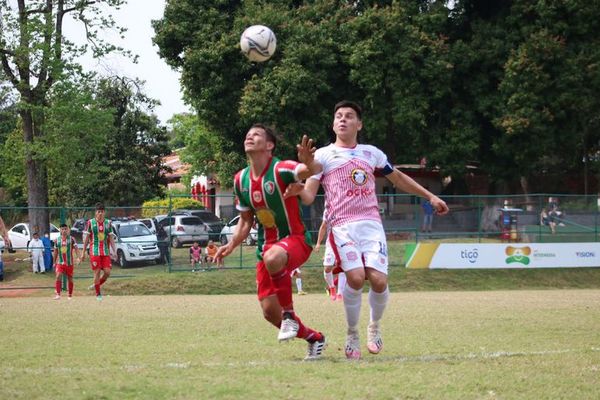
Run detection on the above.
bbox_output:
[90,255,112,270]
[56,264,74,277]
[256,235,311,300]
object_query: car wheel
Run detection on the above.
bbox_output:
[220,234,228,245]
[117,250,129,268]
[245,235,254,246]
[171,236,181,248]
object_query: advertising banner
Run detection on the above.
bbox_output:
[405,243,600,269]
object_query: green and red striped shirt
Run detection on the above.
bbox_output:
[57,236,75,265]
[86,218,112,256]
[234,157,311,258]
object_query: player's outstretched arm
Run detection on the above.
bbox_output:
[296,135,322,180]
[215,210,254,263]
[387,169,449,215]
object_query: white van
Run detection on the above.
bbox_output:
[111,220,161,267]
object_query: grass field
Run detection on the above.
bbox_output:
[1,290,599,399]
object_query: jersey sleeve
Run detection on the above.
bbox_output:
[233,170,251,212]
[310,148,326,181]
[276,160,300,184]
[372,146,394,175]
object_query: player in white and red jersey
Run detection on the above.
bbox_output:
[299,100,449,359]
[215,123,326,361]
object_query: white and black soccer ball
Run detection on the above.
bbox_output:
[240,25,277,62]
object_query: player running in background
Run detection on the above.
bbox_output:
[298,100,449,359]
[215,123,326,360]
[290,267,306,295]
[81,203,116,301]
[53,224,80,300]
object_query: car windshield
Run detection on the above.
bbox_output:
[191,211,220,223]
[181,217,203,226]
[118,224,151,238]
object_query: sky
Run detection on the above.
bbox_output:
[69,0,190,124]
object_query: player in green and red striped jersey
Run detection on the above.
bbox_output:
[81,203,115,301]
[215,124,327,360]
[53,224,80,300]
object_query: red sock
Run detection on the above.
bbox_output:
[99,275,108,286]
[95,284,101,296]
[55,280,61,295]
[68,281,74,296]
[269,268,293,310]
[294,314,323,342]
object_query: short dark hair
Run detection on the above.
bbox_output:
[334,100,362,120]
[250,123,277,150]
[95,202,105,211]
[60,223,68,228]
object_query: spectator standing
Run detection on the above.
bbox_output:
[29,232,45,273]
[42,233,53,272]
[0,215,10,281]
[421,199,435,233]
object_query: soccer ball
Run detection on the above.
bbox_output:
[240,25,277,62]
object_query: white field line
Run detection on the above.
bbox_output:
[4,347,599,373]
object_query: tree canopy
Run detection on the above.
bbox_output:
[154,0,600,194]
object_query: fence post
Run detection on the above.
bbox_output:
[168,193,172,273]
[477,198,482,243]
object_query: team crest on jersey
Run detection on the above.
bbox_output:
[350,168,368,186]
[363,150,372,159]
[264,181,275,195]
[252,191,263,203]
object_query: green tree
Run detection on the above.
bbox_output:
[170,113,245,189]
[0,0,126,234]
[94,77,171,206]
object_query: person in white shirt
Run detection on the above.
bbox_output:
[295,100,449,360]
[29,232,45,273]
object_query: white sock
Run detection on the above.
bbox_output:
[296,278,303,292]
[324,270,334,287]
[343,285,363,331]
[369,286,389,324]
[337,273,347,294]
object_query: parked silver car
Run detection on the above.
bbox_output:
[157,215,209,248]
[219,215,258,246]
[110,220,161,267]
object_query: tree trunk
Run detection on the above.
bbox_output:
[519,176,533,211]
[21,109,50,236]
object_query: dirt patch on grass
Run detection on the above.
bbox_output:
[0,286,42,297]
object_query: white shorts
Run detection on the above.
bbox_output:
[329,220,388,274]
[323,239,336,267]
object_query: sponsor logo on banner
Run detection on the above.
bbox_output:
[576,251,595,258]
[533,249,556,258]
[505,246,531,265]
[460,248,479,264]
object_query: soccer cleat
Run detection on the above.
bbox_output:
[67,296,72,300]
[336,293,343,302]
[304,335,327,361]
[96,295,103,301]
[298,290,307,295]
[328,286,337,301]
[367,321,383,354]
[345,329,361,360]
[53,294,61,300]
[278,314,299,342]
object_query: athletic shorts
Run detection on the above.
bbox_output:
[90,255,111,270]
[323,235,337,267]
[56,264,74,277]
[255,235,311,300]
[330,220,388,274]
